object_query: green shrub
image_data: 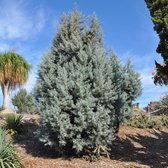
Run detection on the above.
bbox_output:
[12,89,35,114]
[0,128,23,168]
[161,115,168,127]
[5,114,23,134]
[127,114,162,130]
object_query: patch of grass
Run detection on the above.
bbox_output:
[5,114,23,134]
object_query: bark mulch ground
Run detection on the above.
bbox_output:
[14,123,168,168]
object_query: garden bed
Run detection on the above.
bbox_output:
[14,122,168,168]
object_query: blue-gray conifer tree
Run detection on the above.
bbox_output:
[124,59,142,106]
[109,54,142,131]
[109,54,127,131]
[34,10,142,156]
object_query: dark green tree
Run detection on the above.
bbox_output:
[12,89,35,113]
[145,0,168,85]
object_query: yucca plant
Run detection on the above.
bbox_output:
[0,128,23,168]
[5,114,23,134]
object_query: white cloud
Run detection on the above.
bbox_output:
[35,9,46,32]
[0,43,10,52]
[0,0,46,40]
[139,69,167,95]
[24,69,37,92]
[138,70,168,108]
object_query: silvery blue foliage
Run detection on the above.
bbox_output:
[109,54,142,127]
[34,10,142,154]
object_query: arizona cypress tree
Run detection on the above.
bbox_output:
[109,55,142,130]
[35,11,114,155]
[84,14,103,47]
[34,10,141,156]
[109,54,127,131]
[124,59,142,105]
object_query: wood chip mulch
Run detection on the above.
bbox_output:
[14,124,168,168]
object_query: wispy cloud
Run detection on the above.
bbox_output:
[0,0,49,93]
[0,43,10,52]
[24,69,37,92]
[0,0,46,40]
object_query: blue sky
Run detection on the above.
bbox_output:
[0,0,167,108]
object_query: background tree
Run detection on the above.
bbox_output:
[153,93,168,114]
[0,52,30,112]
[109,55,142,132]
[124,59,142,106]
[12,89,35,114]
[109,54,127,132]
[145,0,168,85]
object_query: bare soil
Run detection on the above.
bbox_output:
[14,123,168,168]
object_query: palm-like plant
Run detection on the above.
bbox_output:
[0,52,30,112]
[5,114,23,134]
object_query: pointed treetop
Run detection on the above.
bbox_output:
[90,13,104,46]
[83,13,104,48]
[51,10,85,62]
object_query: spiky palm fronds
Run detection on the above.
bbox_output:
[0,52,30,89]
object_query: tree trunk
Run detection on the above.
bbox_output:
[114,117,120,134]
[1,84,11,111]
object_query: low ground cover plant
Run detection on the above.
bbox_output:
[126,113,168,130]
[160,114,168,127]
[5,114,23,135]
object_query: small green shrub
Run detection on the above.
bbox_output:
[5,114,23,134]
[126,114,162,130]
[0,128,23,168]
[12,89,36,114]
[161,115,168,127]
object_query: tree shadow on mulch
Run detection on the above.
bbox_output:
[14,123,168,167]
[14,123,61,159]
[14,123,75,160]
[110,129,168,168]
